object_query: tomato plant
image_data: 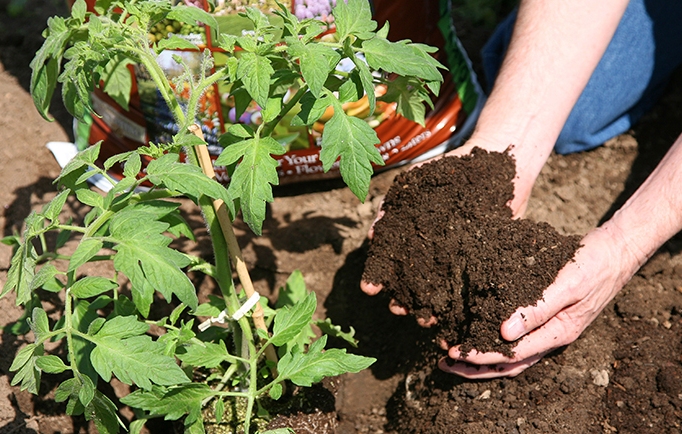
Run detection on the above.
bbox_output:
[1,0,443,432]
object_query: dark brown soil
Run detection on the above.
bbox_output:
[362,148,582,356]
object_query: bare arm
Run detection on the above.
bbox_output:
[457,0,630,215]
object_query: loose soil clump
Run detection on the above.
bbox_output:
[363,148,582,356]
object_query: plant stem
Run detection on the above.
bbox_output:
[189,125,279,373]
[260,83,308,138]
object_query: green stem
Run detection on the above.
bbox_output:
[260,83,308,138]
[64,288,81,376]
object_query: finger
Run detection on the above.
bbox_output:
[449,313,580,365]
[388,299,408,316]
[367,208,385,240]
[438,351,548,379]
[360,280,383,296]
[417,316,437,328]
[501,263,583,342]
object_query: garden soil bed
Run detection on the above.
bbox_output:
[2,1,682,433]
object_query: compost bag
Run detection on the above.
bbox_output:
[71,0,484,185]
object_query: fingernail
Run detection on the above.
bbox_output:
[505,315,525,341]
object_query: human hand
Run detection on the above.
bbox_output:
[438,224,642,378]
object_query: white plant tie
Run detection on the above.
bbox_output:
[198,292,261,332]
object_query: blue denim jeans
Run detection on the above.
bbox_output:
[481,0,682,154]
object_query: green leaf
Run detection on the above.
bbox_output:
[290,92,331,127]
[29,307,50,341]
[271,291,316,346]
[288,40,340,97]
[55,378,84,415]
[261,96,282,124]
[9,343,44,394]
[214,399,225,423]
[110,208,198,313]
[333,0,376,41]
[380,76,428,126]
[57,142,101,183]
[192,295,226,318]
[157,35,199,52]
[362,38,443,82]
[315,318,359,347]
[169,304,186,326]
[176,340,229,369]
[167,4,218,29]
[94,315,149,339]
[85,390,125,434]
[319,104,382,201]
[278,335,375,387]
[30,264,60,291]
[78,373,95,407]
[215,136,285,235]
[36,355,69,374]
[2,242,37,305]
[269,382,283,400]
[236,51,273,109]
[121,384,213,421]
[350,55,376,115]
[90,335,189,390]
[146,154,233,214]
[75,188,104,209]
[101,54,134,111]
[71,277,117,299]
[275,269,307,308]
[41,190,70,223]
[69,239,104,273]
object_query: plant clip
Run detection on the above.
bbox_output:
[198,292,261,332]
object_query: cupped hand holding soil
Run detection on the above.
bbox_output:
[362,148,582,361]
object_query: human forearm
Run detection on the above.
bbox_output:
[461,0,630,211]
[604,134,682,271]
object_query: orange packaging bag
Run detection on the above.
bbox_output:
[72,0,485,185]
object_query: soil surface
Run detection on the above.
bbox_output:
[3,1,682,434]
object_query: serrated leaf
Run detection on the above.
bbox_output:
[169,304,186,326]
[177,340,229,369]
[278,335,375,386]
[75,188,104,209]
[380,76,428,126]
[101,54,134,110]
[261,96,282,124]
[9,343,44,394]
[71,276,117,299]
[30,264,60,291]
[315,318,358,347]
[167,5,218,29]
[275,269,307,308]
[95,315,149,340]
[350,55,376,115]
[121,384,213,421]
[192,295,226,318]
[110,208,198,312]
[57,142,101,183]
[236,52,273,108]
[214,399,225,422]
[3,242,37,305]
[41,190,70,223]
[157,35,199,52]
[90,335,189,390]
[362,38,443,82]
[319,106,382,201]
[69,239,103,273]
[36,355,69,373]
[215,136,284,235]
[78,374,95,407]
[146,154,233,214]
[288,41,340,97]
[271,291,316,346]
[30,307,50,341]
[86,390,125,434]
[123,153,142,178]
[333,0,376,41]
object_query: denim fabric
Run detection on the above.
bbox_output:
[480,0,682,154]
